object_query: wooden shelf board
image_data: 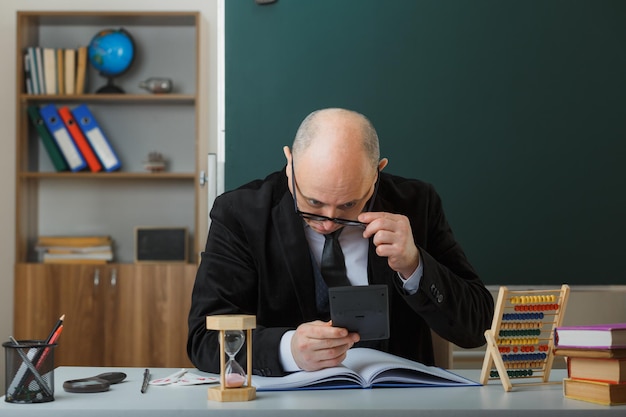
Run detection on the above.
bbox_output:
[20,94,196,104]
[19,172,196,180]
[18,11,199,27]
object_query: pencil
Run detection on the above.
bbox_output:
[46,314,65,343]
[34,324,64,370]
[21,323,65,388]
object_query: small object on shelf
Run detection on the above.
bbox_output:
[134,227,187,263]
[139,77,173,94]
[88,28,135,94]
[36,235,114,264]
[143,151,167,172]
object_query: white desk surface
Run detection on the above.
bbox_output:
[1,366,622,416]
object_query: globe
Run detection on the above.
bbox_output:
[88,28,135,93]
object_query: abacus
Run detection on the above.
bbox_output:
[480,284,570,392]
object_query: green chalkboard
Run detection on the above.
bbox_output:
[225,1,626,285]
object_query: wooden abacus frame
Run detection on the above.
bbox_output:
[480,284,570,392]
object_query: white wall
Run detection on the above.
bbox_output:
[0,0,219,393]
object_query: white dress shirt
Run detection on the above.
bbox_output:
[279,224,424,372]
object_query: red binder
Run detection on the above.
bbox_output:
[58,106,102,172]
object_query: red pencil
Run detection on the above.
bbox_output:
[22,323,64,387]
[46,314,65,343]
[34,324,63,369]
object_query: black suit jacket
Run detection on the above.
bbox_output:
[187,168,494,376]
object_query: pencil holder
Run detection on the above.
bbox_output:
[3,340,56,403]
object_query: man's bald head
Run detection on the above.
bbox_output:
[284,108,387,233]
[291,108,380,173]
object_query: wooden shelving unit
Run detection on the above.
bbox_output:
[13,10,204,368]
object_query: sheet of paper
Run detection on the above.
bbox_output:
[149,369,219,386]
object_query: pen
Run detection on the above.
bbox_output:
[141,368,150,393]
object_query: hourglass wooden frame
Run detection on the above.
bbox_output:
[206,314,256,402]
[480,285,570,392]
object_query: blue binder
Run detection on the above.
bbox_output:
[39,104,86,172]
[71,104,121,172]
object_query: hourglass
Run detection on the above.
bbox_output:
[224,330,246,388]
[206,314,256,402]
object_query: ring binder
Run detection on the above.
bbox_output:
[71,104,121,172]
[39,104,86,172]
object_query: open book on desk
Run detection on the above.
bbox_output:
[252,348,479,391]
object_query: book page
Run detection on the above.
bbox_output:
[343,348,478,387]
[252,348,478,391]
[252,365,364,391]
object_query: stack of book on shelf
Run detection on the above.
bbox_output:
[554,323,626,406]
[27,103,121,173]
[36,235,114,264]
[23,46,88,95]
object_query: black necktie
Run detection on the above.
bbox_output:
[320,229,351,287]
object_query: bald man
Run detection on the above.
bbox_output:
[188,108,494,376]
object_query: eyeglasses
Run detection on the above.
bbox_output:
[290,160,379,227]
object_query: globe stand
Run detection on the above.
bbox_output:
[96,76,125,94]
[89,28,135,94]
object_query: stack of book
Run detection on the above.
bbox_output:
[554,323,626,406]
[36,235,114,264]
[23,46,88,96]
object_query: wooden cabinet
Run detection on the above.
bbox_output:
[13,11,206,367]
[14,263,196,368]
